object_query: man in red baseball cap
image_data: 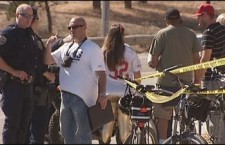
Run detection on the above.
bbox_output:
[194,3,215,16]
[194,3,225,144]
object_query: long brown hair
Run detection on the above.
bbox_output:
[102,24,125,70]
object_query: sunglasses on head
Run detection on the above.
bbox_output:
[111,24,125,34]
[67,25,84,30]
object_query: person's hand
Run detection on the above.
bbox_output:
[46,34,58,47]
[97,96,108,109]
[57,85,61,91]
[42,71,55,82]
[11,70,29,80]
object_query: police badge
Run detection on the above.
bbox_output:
[0,35,7,46]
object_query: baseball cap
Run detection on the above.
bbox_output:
[165,8,181,20]
[195,3,214,16]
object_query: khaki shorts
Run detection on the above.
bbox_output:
[152,103,173,120]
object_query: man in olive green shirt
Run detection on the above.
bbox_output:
[147,8,202,143]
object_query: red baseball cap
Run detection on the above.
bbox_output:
[195,3,215,16]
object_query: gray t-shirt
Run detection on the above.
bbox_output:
[149,25,202,86]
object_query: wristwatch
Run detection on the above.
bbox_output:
[99,92,106,97]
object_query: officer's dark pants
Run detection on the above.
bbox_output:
[28,104,50,144]
[0,80,33,144]
[25,86,52,144]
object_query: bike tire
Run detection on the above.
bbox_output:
[205,116,213,138]
[48,111,64,144]
[163,132,208,144]
[124,126,158,144]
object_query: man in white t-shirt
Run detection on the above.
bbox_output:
[44,16,107,144]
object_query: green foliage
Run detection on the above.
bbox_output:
[5,1,35,20]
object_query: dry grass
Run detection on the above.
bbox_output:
[39,1,225,38]
[1,1,225,51]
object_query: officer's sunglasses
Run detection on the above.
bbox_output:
[19,13,34,19]
[68,25,84,30]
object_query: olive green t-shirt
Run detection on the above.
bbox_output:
[149,25,202,87]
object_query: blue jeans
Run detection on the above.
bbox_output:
[60,91,92,144]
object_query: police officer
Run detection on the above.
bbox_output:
[25,8,55,144]
[0,4,37,144]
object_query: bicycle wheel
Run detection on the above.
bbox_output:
[124,127,158,144]
[205,111,225,144]
[48,111,64,144]
[205,115,213,138]
[163,132,208,144]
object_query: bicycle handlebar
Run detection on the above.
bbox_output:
[162,65,204,92]
[117,75,139,85]
[117,75,172,95]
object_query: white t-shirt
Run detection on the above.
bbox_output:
[52,39,105,107]
[105,44,142,97]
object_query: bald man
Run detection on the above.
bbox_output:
[0,3,40,144]
[216,13,225,26]
[44,16,108,144]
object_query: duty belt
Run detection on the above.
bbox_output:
[10,75,34,85]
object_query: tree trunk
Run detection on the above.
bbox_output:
[93,1,101,10]
[124,1,132,9]
[44,1,52,33]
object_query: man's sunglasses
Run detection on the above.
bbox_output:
[68,25,84,30]
[19,13,34,19]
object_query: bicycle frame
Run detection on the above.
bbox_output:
[117,73,208,144]
[123,92,158,144]
[170,94,199,143]
[118,80,160,144]
[206,76,225,144]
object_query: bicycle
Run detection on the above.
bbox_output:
[118,76,164,144]
[161,70,209,144]
[205,73,225,144]
[42,64,64,144]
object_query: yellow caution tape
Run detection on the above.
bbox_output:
[135,57,225,81]
[184,89,225,95]
[145,88,187,103]
[124,79,187,103]
[124,79,225,104]
[124,79,138,90]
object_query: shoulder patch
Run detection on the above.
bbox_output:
[0,35,7,46]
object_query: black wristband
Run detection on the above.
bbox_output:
[42,65,48,73]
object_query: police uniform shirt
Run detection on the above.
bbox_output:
[0,24,37,76]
